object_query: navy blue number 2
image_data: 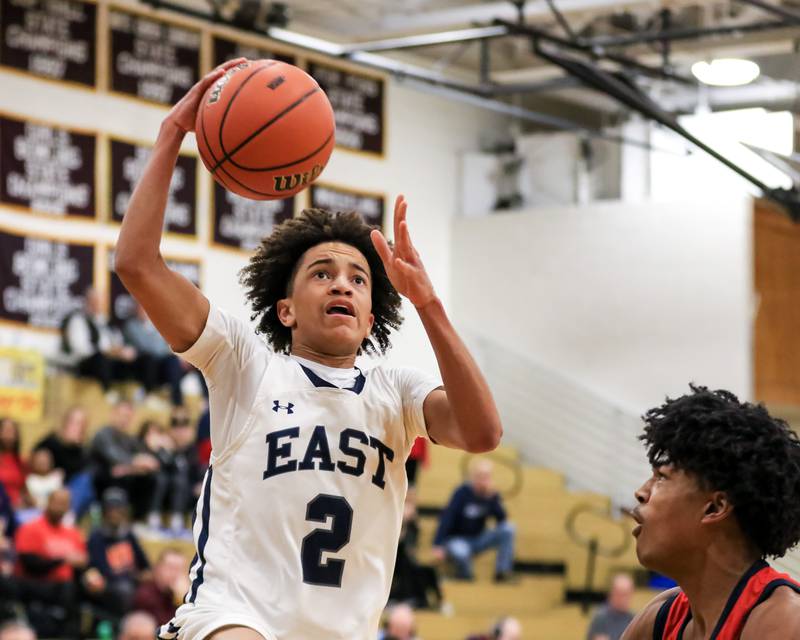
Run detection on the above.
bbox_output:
[301,494,353,587]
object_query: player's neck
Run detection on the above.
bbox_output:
[290,345,357,369]
[676,550,761,639]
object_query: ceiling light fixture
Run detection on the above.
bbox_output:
[691,58,760,87]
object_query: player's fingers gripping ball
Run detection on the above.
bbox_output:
[196,59,335,200]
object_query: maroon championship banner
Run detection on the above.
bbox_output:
[0,0,96,86]
[0,228,93,329]
[309,183,384,228]
[212,35,295,67]
[212,182,293,251]
[110,138,197,236]
[0,115,96,217]
[108,250,200,327]
[308,62,384,155]
[108,9,200,105]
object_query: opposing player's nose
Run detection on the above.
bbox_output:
[634,478,652,504]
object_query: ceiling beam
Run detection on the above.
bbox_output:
[338,25,509,54]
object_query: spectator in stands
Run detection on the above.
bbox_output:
[124,303,207,407]
[377,603,419,640]
[89,400,160,519]
[87,488,151,618]
[0,483,18,622]
[14,488,103,638]
[0,418,25,508]
[390,489,442,609]
[169,407,203,527]
[466,617,523,640]
[0,621,35,640]
[34,406,94,519]
[132,548,189,625]
[137,419,175,532]
[585,572,635,640]
[405,437,427,488]
[61,286,154,400]
[195,408,211,470]
[22,449,63,514]
[432,459,515,582]
[118,611,158,640]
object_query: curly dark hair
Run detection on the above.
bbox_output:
[239,208,402,354]
[640,384,800,558]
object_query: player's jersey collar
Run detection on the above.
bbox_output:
[297,362,367,394]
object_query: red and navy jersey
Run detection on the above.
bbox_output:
[653,560,800,640]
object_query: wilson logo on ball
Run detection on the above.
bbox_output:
[273,165,324,192]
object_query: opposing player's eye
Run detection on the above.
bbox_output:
[314,271,331,280]
[353,275,366,285]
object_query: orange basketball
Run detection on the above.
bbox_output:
[195,59,335,200]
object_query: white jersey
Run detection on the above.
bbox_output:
[169,304,439,640]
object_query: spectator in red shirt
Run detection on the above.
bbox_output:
[14,488,86,583]
[0,418,26,508]
[132,548,189,625]
[14,488,103,638]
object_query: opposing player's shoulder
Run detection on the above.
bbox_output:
[620,587,681,640]
[741,583,800,640]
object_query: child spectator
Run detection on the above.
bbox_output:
[34,407,94,519]
[23,449,63,512]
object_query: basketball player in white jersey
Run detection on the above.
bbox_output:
[115,60,503,640]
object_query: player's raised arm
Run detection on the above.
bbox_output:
[115,58,245,352]
[371,195,503,453]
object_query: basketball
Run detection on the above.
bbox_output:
[195,59,335,200]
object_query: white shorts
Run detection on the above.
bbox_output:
[158,603,276,640]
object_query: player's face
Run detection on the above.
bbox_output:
[280,242,374,358]
[631,465,711,577]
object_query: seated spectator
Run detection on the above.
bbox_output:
[23,449,63,513]
[405,437,427,488]
[432,459,515,581]
[14,489,103,638]
[132,548,189,625]
[60,287,145,398]
[390,489,442,609]
[169,407,203,529]
[87,488,150,618]
[118,611,158,640]
[89,400,160,520]
[138,419,176,532]
[0,621,35,640]
[466,617,522,640]
[377,603,418,640]
[34,406,94,519]
[124,303,207,407]
[0,418,26,508]
[585,573,635,640]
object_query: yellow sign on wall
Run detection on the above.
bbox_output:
[0,347,44,421]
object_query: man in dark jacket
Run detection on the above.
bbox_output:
[432,459,515,581]
[87,488,150,618]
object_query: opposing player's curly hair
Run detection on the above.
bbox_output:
[239,208,402,354]
[641,384,800,558]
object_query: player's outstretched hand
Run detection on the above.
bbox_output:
[371,195,436,308]
[164,57,247,134]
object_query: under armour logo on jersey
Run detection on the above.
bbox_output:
[272,400,294,414]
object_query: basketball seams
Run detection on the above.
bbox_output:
[211,86,323,173]
[226,130,335,173]
[216,61,278,167]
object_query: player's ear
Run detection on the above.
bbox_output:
[366,312,374,336]
[276,298,296,328]
[701,491,733,524]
